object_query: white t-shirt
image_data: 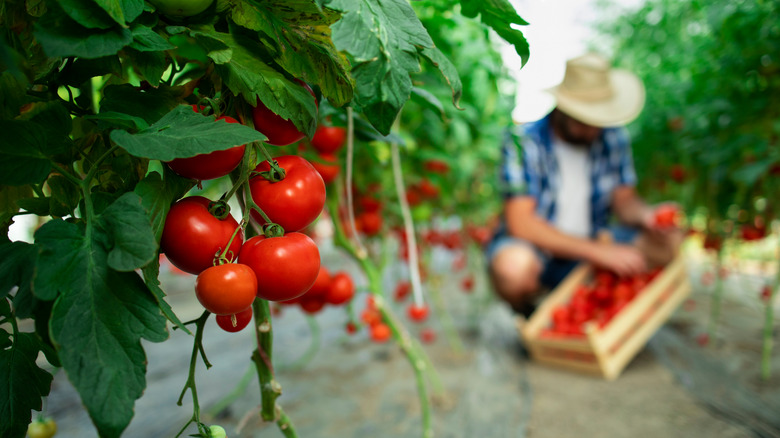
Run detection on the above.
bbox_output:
[553,137,592,238]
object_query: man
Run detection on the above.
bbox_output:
[487,53,681,317]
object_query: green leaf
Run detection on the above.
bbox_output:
[34,6,133,59]
[34,219,168,438]
[0,241,36,301]
[59,0,116,29]
[16,197,50,216]
[410,87,445,120]
[0,332,54,438]
[0,186,32,231]
[99,83,183,124]
[194,30,318,137]
[459,0,530,66]
[230,0,354,106]
[94,0,145,26]
[0,72,28,120]
[330,0,435,134]
[141,259,191,335]
[126,49,168,86]
[0,120,52,186]
[86,111,150,131]
[47,175,81,218]
[96,193,158,272]
[419,47,463,109]
[59,56,124,86]
[111,104,267,160]
[732,159,774,185]
[129,25,175,52]
[133,170,194,242]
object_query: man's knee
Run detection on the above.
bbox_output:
[490,244,543,302]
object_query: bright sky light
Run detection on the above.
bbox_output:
[503,0,642,123]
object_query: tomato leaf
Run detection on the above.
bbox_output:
[129,25,175,52]
[0,332,54,438]
[99,84,181,124]
[94,0,145,26]
[0,241,36,305]
[193,30,318,138]
[134,170,194,242]
[34,219,168,438]
[0,120,52,186]
[418,47,462,109]
[34,5,133,59]
[141,258,191,335]
[0,186,33,233]
[0,72,28,120]
[459,0,529,66]
[330,0,434,135]
[229,0,354,107]
[96,193,158,272]
[86,111,150,132]
[111,104,267,160]
[410,87,445,121]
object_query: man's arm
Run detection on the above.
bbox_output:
[612,185,654,228]
[505,196,647,276]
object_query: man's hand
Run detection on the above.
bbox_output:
[588,242,647,277]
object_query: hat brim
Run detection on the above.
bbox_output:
[547,69,646,128]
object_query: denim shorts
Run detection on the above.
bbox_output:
[485,224,639,289]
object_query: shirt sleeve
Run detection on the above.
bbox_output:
[498,126,542,200]
[615,128,638,186]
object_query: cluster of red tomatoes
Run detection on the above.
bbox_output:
[360,296,393,343]
[277,266,355,314]
[159,95,344,333]
[541,268,662,338]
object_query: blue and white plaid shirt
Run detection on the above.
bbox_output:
[499,113,637,237]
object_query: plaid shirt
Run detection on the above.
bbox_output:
[499,113,637,237]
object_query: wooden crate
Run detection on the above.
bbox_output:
[517,253,691,380]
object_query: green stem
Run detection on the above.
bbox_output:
[328,194,438,438]
[176,311,211,438]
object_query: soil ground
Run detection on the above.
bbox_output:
[42,245,779,438]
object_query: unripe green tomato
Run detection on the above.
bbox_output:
[149,0,213,17]
[208,425,227,438]
[27,418,57,438]
[411,204,433,222]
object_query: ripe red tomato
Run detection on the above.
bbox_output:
[305,266,332,298]
[166,106,246,181]
[325,272,355,305]
[461,276,474,292]
[654,205,679,228]
[195,263,257,315]
[238,232,320,301]
[357,211,382,236]
[311,126,346,154]
[407,303,429,322]
[360,307,382,327]
[420,328,437,344]
[252,82,316,146]
[423,160,449,174]
[160,196,243,275]
[311,153,340,184]
[216,307,253,333]
[370,323,392,343]
[345,321,358,335]
[358,196,382,213]
[299,296,326,314]
[249,155,326,232]
[670,164,687,183]
[417,178,439,198]
[394,282,411,302]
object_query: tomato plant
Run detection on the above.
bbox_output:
[248,155,326,232]
[238,233,320,302]
[160,197,244,275]
[195,264,257,315]
[216,308,254,333]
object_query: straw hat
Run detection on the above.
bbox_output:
[548,53,645,127]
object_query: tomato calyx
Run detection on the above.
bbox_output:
[262,223,285,238]
[207,199,230,220]
[257,160,287,182]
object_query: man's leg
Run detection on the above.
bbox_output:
[489,242,544,317]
